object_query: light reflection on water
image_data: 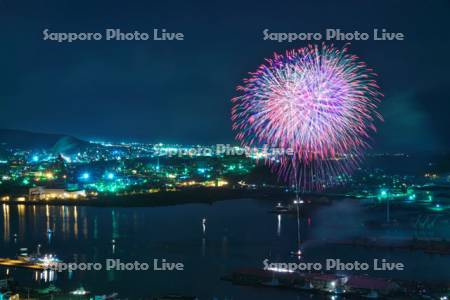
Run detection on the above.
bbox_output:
[277,214,282,237]
[2,204,9,243]
[0,199,448,299]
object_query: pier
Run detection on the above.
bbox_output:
[0,258,47,270]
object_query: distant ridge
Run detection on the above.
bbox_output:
[0,128,91,154]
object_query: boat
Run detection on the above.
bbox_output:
[17,245,61,267]
[290,249,302,258]
[269,203,295,214]
[70,286,90,296]
[18,253,61,267]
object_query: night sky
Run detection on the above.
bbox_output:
[0,0,449,152]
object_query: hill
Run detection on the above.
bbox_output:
[0,128,91,154]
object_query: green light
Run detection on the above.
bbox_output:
[408,194,416,201]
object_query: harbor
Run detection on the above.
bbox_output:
[0,198,448,299]
[222,268,450,299]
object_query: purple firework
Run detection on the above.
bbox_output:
[232,43,383,190]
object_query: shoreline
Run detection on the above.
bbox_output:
[0,188,299,208]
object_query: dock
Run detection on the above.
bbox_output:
[0,258,47,270]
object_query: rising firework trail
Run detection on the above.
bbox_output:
[232,43,383,190]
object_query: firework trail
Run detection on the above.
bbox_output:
[232,43,383,190]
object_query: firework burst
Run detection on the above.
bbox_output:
[232,43,383,190]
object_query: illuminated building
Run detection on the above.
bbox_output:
[29,187,86,201]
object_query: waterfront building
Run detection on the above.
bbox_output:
[28,187,86,201]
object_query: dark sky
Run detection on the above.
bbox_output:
[0,0,449,151]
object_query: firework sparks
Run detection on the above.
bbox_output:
[232,44,383,190]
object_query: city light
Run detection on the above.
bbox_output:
[379,189,388,198]
[197,168,207,174]
[0,3,448,299]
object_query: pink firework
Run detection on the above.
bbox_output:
[232,44,383,190]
